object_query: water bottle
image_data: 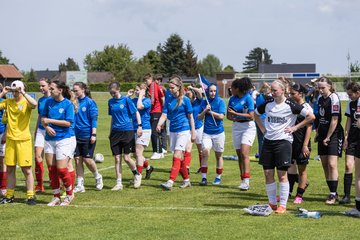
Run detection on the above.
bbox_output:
[296,208,321,219]
[223,155,238,160]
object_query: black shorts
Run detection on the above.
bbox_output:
[355,139,360,159]
[259,138,292,170]
[74,138,96,158]
[318,131,344,157]
[109,130,134,155]
[291,141,310,165]
[345,138,358,156]
[129,132,136,153]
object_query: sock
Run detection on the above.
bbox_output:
[169,157,181,181]
[201,166,208,179]
[288,173,298,196]
[143,160,149,168]
[184,152,192,168]
[57,168,73,196]
[35,161,44,186]
[327,180,338,194]
[344,173,353,197]
[136,165,143,174]
[77,177,84,186]
[70,170,76,190]
[6,189,14,198]
[132,169,140,175]
[116,178,122,184]
[0,171,6,189]
[93,170,101,179]
[296,187,305,197]
[279,182,290,207]
[26,190,35,199]
[180,160,189,180]
[244,178,250,185]
[356,198,360,211]
[48,166,60,190]
[266,182,277,205]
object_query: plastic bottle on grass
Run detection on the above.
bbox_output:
[296,208,321,219]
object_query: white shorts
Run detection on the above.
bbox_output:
[0,133,5,157]
[136,129,151,146]
[202,132,225,153]
[195,126,204,145]
[70,136,77,159]
[45,137,73,161]
[169,130,191,151]
[232,121,257,149]
[34,128,46,148]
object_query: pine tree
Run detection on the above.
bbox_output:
[243,47,272,73]
[183,41,198,77]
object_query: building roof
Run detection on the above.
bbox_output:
[35,70,59,81]
[0,65,23,79]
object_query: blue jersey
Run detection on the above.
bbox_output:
[201,97,226,135]
[0,98,6,134]
[41,98,75,141]
[75,96,98,140]
[37,96,51,130]
[228,93,254,121]
[163,95,193,132]
[192,98,203,130]
[132,97,151,130]
[108,96,138,131]
[255,94,266,121]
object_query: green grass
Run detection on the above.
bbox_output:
[1,93,359,239]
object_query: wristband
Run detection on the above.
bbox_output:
[92,133,97,137]
[138,124,142,127]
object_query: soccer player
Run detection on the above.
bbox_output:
[341,82,360,204]
[288,83,313,204]
[198,84,226,186]
[34,78,52,193]
[316,77,344,204]
[254,78,315,214]
[227,77,256,191]
[108,82,142,190]
[72,82,103,193]
[0,80,37,205]
[0,83,7,197]
[42,81,75,206]
[157,76,196,190]
[144,74,165,160]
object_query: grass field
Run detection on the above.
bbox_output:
[1,92,359,240]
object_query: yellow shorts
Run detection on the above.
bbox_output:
[5,138,33,167]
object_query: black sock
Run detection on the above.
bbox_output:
[288,174,298,195]
[356,200,360,211]
[296,187,305,197]
[327,180,338,194]
[344,173,353,197]
[132,170,139,175]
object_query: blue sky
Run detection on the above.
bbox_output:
[1,0,359,74]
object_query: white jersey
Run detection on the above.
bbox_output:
[255,98,309,143]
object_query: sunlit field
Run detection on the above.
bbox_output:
[1,92,359,240]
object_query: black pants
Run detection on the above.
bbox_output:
[151,112,162,153]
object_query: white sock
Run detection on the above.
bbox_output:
[93,170,101,179]
[146,166,151,170]
[168,180,174,185]
[116,178,122,184]
[279,182,290,207]
[201,173,207,179]
[77,177,84,186]
[244,178,250,185]
[216,174,222,179]
[266,182,277,205]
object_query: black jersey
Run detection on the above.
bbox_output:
[293,102,313,145]
[317,93,342,140]
[345,98,360,141]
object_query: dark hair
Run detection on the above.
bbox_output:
[231,77,253,94]
[73,82,92,98]
[292,83,308,94]
[108,82,120,91]
[227,87,232,97]
[154,74,163,82]
[39,77,51,84]
[345,81,360,92]
[143,73,153,81]
[317,76,335,93]
[51,80,71,100]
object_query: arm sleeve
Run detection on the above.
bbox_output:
[65,102,75,123]
[247,95,255,112]
[219,99,226,114]
[330,94,341,116]
[108,100,112,116]
[89,100,98,128]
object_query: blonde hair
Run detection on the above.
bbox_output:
[169,75,184,110]
[273,76,290,95]
[259,82,271,95]
[70,91,79,113]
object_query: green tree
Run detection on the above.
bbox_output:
[22,68,37,82]
[243,47,272,73]
[140,50,163,74]
[223,65,235,72]
[183,41,198,77]
[0,50,10,64]
[198,54,223,77]
[59,57,80,71]
[84,44,134,81]
[158,33,186,77]
[350,61,360,72]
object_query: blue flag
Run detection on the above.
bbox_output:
[199,74,210,91]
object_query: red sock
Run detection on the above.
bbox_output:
[216,168,223,175]
[169,157,181,181]
[0,171,6,189]
[35,161,44,187]
[137,165,143,174]
[184,151,191,168]
[69,170,76,190]
[201,166,208,173]
[57,168,73,196]
[143,160,149,168]
[180,160,189,180]
[48,166,60,197]
[241,172,250,180]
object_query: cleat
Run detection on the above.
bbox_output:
[179,181,191,189]
[255,153,260,159]
[293,196,303,204]
[199,178,208,186]
[0,189,6,197]
[345,208,360,217]
[238,181,250,191]
[195,167,201,174]
[269,203,277,210]
[145,166,154,180]
[1,196,14,204]
[35,185,45,193]
[275,206,286,214]
[133,174,142,189]
[26,197,36,206]
[95,175,104,190]
[150,152,163,160]
[339,195,351,204]
[73,185,85,193]
[47,197,61,207]
[314,155,321,161]
[162,148,167,154]
[325,194,338,205]
[111,183,123,191]
[60,195,74,206]
[212,177,222,185]
[160,180,173,190]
